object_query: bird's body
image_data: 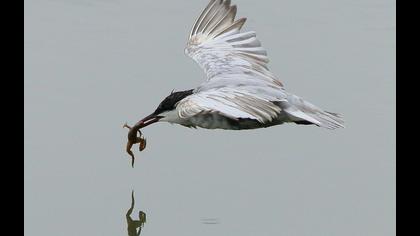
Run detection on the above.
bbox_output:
[125,0,343,151]
[161,105,287,130]
[160,87,342,130]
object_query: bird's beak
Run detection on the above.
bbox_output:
[134,113,160,129]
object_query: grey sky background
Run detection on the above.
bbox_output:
[24,0,395,235]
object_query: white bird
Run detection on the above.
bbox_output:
[127,0,344,140]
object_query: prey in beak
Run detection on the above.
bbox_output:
[123,89,194,167]
[123,114,160,167]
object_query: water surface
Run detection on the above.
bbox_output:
[25,0,395,235]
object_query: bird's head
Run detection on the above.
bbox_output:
[132,89,194,130]
[124,89,193,166]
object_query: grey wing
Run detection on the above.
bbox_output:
[180,0,345,129]
[181,0,287,123]
[185,0,283,88]
[177,87,285,123]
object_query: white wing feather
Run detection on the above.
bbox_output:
[177,88,282,123]
[185,0,283,87]
[181,0,285,123]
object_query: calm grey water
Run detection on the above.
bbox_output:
[24,0,395,235]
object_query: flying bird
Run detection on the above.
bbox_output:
[125,0,344,157]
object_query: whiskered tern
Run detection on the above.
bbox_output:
[126,0,344,148]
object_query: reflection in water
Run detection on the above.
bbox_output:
[201,217,220,225]
[126,191,146,236]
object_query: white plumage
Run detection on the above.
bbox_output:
[124,0,344,164]
[136,0,344,131]
[163,0,344,130]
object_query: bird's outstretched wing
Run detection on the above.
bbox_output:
[185,0,283,87]
[177,87,284,123]
[180,0,287,123]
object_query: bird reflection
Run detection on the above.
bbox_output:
[126,190,146,236]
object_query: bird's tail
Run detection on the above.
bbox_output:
[279,94,345,130]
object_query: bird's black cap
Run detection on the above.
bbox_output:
[154,89,194,114]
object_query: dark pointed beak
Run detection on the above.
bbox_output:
[134,113,160,130]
